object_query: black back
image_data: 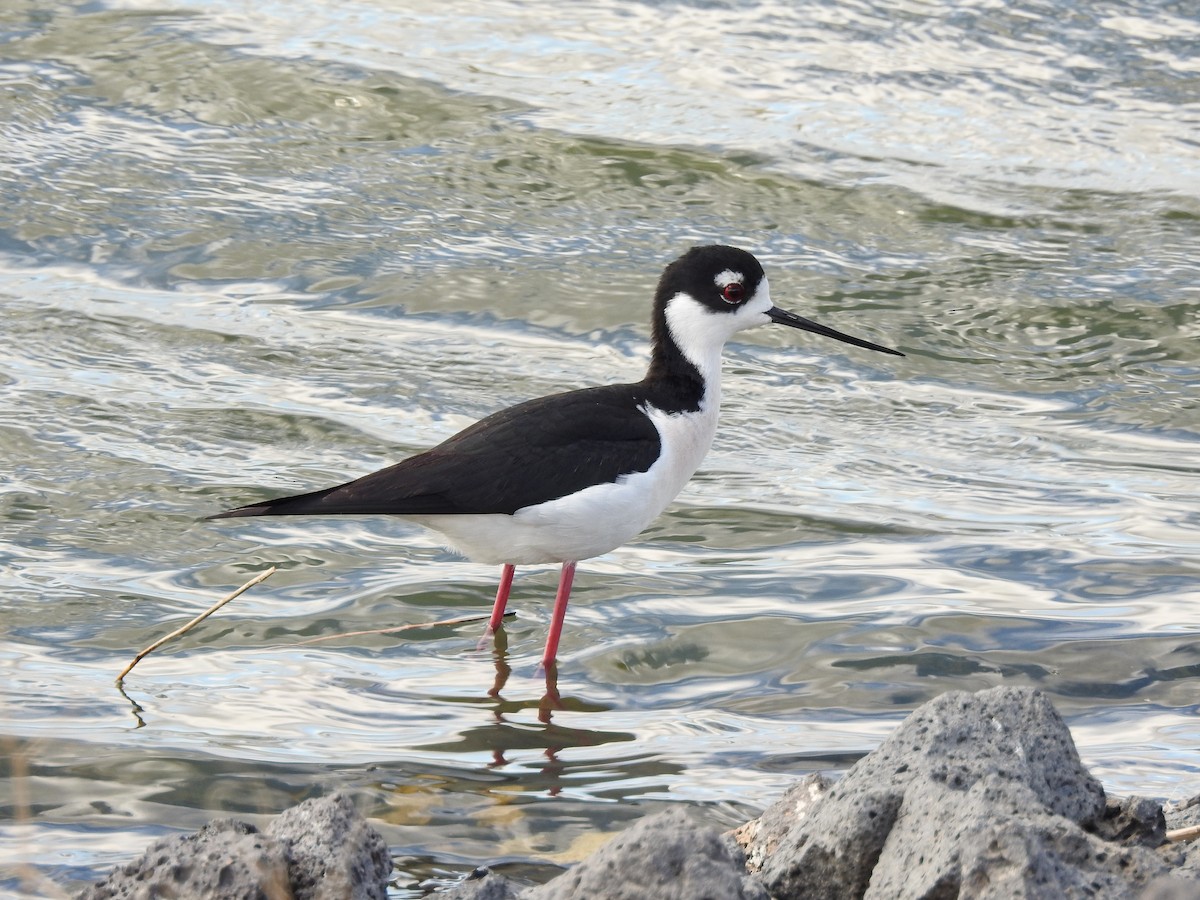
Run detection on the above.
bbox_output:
[212,382,664,517]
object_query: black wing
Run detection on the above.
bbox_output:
[211,383,661,519]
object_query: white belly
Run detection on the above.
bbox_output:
[414,402,718,565]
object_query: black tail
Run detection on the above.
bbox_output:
[207,484,350,520]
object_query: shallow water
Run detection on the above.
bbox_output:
[1,0,1198,895]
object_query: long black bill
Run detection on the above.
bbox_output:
[767,306,904,356]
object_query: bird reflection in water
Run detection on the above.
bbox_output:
[480,629,634,789]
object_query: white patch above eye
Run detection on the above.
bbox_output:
[713,269,743,288]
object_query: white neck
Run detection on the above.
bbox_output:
[661,276,774,411]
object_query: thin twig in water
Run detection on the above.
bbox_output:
[116,566,277,684]
[292,610,514,645]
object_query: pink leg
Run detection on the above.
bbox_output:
[486,563,516,634]
[540,561,577,670]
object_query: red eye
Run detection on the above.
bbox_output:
[721,282,745,303]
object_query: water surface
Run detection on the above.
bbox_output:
[1,0,1198,895]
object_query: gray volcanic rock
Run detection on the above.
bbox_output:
[77,818,292,900]
[732,773,833,874]
[443,808,768,900]
[527,807,767,900]
[753,686,1191,899]
[441,868,524,900]
[267,792,392,899]
[77,793,391,900]
[1096,794,1167,848]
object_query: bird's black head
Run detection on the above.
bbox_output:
[654,244,767,317]
[648,244,903,370]
[649,245,771,361]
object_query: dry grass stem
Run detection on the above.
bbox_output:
[1166,823,1200,843]
[292,610,512,645]
[116,566,277,683]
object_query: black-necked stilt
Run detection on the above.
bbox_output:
[211,245,903,669]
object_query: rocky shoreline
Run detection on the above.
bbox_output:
[78,687,1200,899]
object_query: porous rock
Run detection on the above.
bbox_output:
[732,773,833,873]
[77,793,391,900]
[1096,794,1167,848]
[526,806,767,900]
[77,818,292,900]
[267,792,392,899]
[441,807,767,900]
[756,686,1189,899]
[438,867,524,900]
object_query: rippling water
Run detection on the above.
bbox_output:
[2,0,1198,895]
